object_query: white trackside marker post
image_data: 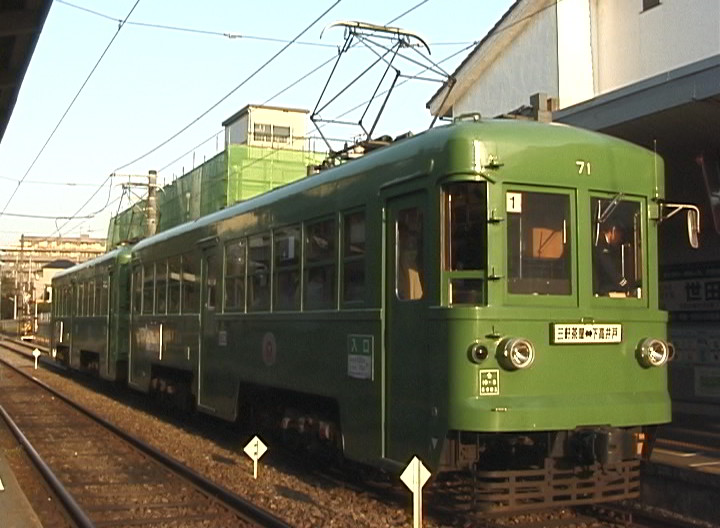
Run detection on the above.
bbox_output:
[32,349,41,370]
[0,476,4,491]
[400,456,431,528]
[243,436,267,479]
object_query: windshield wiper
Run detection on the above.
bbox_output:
[598,192,624,223]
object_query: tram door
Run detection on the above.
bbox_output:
[198,248,218,411]
[106,271,113,378]
[385,193,430,462]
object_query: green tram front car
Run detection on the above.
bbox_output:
[52,119,682,512]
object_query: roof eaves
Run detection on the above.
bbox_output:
[426,0,522,113]
[427,0,557,117]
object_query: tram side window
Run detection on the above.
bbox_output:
[182,253,200,314]
[77,283,84,316]
[591,198,643,298]
[86,281,93,316]
[94,279,102,316]
[224,239,247,312]
[305,218,336,310]
[248,233,271,311]
[100,277,109,316]
[343,211,365,303]
[443,182,487,304]
[274,226,301,311]
[156,260,168,314]
[132,267,142,315]
[168,256,181,314]
[143,264,155,314]
[397,208,424,301]
[507,191,571,295]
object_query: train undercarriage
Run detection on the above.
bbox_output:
[438,426,654,512]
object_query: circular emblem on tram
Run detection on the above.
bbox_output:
[262,332,277,366]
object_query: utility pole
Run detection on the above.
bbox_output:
[148,170,157,237]
[15,235,23,320]
[114,170,158,243]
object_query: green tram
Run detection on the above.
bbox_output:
[52,247,131,380]
[52,118,695,511]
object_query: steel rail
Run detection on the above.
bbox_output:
[0,349,293,528]
[0,403,95,528]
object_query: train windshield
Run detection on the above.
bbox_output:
[443,181,487,304]
[591,197,643,298]
[507,190,571,295]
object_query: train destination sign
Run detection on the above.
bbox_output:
[553,324,622,344]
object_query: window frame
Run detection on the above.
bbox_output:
[142,262,155,315]
[273,225,301,312]
[167,255,182,314]
[503,185,577,307]
[589,193,647,307]
[304,216,337,311]
[223,238,247,313]
[248,232,272,312]
[441,180,488,306]
[341,209,366,306]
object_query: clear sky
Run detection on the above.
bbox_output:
[0,0,514,245]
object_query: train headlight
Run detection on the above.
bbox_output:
[468,343,489,364]
[637,338,669,368]
[498,338,535,370]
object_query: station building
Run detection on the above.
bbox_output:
[427,0,720,411]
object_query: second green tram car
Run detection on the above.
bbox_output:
[52,118,696,511]
[52,247,131,380]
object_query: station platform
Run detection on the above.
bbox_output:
[644,410,720,525]
[0,451,43,528]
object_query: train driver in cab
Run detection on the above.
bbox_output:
[593,221,630,297]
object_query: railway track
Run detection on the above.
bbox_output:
[0,339,291,528]
[2,336,714,528]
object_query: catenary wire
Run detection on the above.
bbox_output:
[50,1,343,237]
[0,175,99,187]
[54,0,472,47]
[161,0,436,177]
[55,0,337,48]
[0,0,142,220]
[53,0,540,235]
[112,0,343,173]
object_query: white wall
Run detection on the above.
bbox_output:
[247,107,307,150]
[557,0,594,107]
[225,107,308,150]
[454,4,558,117]
[594,0,720,94]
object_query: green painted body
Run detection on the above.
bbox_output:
[54,119,670,472]
[50,247,131,381]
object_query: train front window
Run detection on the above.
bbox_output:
[591,197,643,298]
[443,181,487,304]
[507,191,571,295]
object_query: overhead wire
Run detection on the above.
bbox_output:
[0,0,142,220]
[51,0,343,237]
[49,0,534,237]
[55,0,472,48]
[55,0,337,48]
[162,0,435,177]
[112,0,343,173]
[0,175,99,187]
